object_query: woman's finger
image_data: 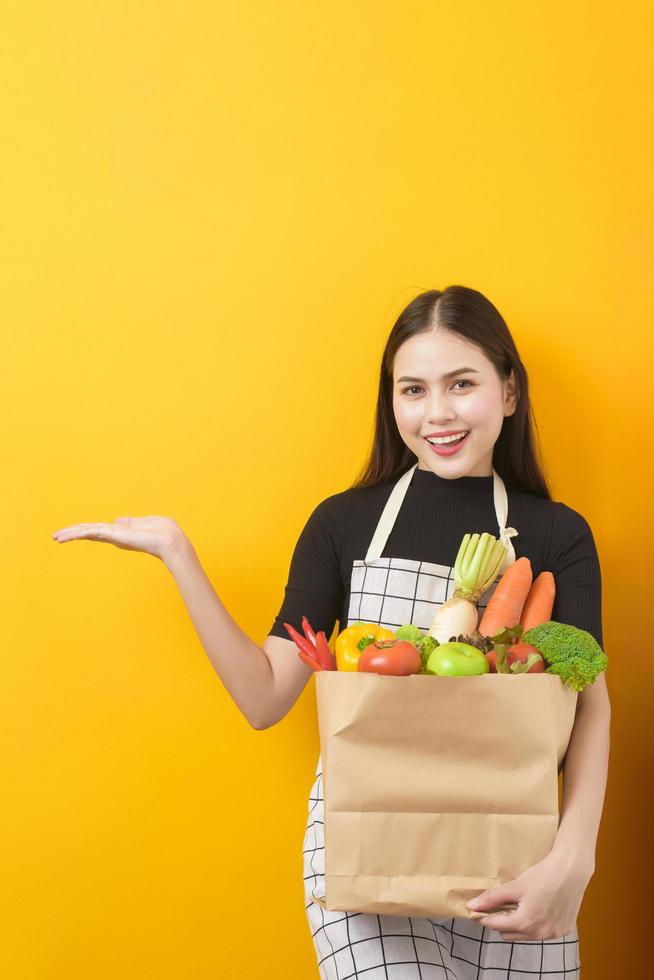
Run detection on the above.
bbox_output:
[479,911,522,932]
[52,525,82,539]
[53,518,131,538]
[53,524,113,541]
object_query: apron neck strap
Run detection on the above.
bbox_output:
[493,467,518,572]
[365,463,418,562]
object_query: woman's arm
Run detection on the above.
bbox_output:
[52,516,279,730]
[543,502,610,875]
[164,536,277,729]
[550,672,611,877]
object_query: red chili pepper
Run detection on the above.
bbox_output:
[284,622,322,670]
[301,616,318,648]
[296,647,323,671]
[300,616,336,670]
[314,630,337,670]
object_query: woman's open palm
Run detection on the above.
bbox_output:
[52,515,184,560]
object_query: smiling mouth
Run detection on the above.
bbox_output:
[424,432,469,446]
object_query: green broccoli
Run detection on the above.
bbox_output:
[522,620,608,692]
[395,624,423,645]
[416,634,439,672]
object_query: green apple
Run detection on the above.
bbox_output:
[425,641,489,676]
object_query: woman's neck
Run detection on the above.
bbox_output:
[413,466,495,489]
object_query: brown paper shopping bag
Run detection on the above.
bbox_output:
[311,670,578,920]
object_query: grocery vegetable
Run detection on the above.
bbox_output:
[301,616,318,647]
[478,557,533,637]
[335,622,396,671]
[393,624,439,673]
[284,622,322,670]
[428,532,509,643]
[313,630,337,670]
[291,643,323,671]
[283,617,337,670]
[358,639,422,675]
[505,642,545,673]
[520,571,556,632]
[395,624,423,645]
[425,641,490,676]
[416,634,439,672]
[522,620,608,691]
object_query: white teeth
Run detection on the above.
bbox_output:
[426,432,469,445]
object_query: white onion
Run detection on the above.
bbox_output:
[428,595,479,644]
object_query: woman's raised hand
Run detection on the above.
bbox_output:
[51,515,186,561]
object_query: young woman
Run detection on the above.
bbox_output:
[52,285,610,979]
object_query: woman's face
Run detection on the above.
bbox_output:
[392,327,517,478]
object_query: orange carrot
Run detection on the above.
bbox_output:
[519,571,556,632]
[478,557,533,637]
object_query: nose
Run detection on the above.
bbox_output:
[424,389,459,424]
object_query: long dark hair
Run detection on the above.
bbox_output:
[348,286,552,499]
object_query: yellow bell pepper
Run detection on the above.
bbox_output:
[335,622,397,671]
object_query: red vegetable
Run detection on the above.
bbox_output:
[313,629,337,670]
[506,641,545,673]
[358,639,422,676]
[301,616,318,647]
[283,619,337,671]
[284,622,322,670]
[297,647,323,671]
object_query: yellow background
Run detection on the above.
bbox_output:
[2,2,651,977]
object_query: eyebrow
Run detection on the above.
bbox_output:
[396,367,480,383]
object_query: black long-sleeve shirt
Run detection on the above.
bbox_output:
[269,467,603,648]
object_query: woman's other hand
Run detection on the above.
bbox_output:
[52,515,186,561]
[465,848,593,941]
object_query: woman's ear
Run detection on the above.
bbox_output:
[504,370,518,416]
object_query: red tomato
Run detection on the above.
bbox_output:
[358,639,422,675]
[506,642,545,673]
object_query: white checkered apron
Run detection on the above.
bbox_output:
[303,463,581,978]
